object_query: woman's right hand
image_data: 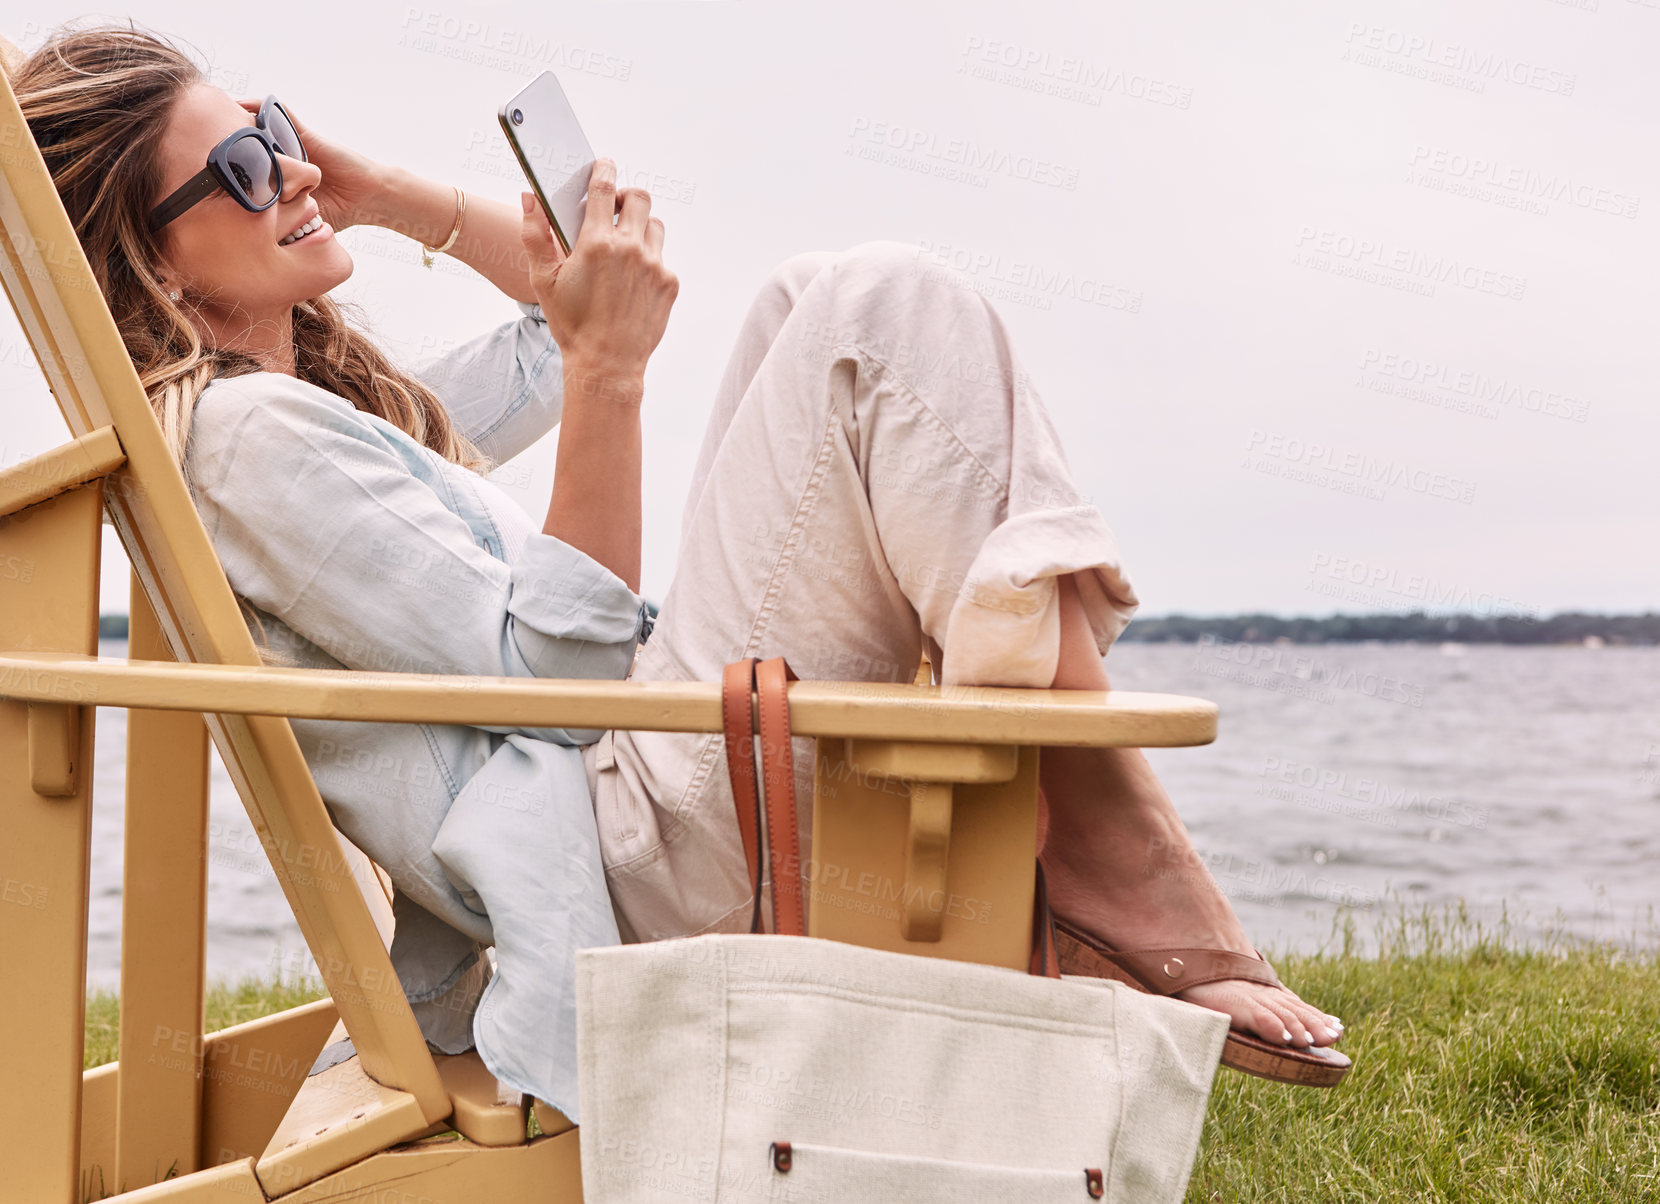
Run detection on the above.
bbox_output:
[519,157,678,385]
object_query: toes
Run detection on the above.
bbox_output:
[1297,1004,1343,1045]
[1288,1001,1342,1045]
[1254,983,1343,1046]
[1243,990,1337,1047]
[1244,999,1298,1046]
[1264,998,1316,1047]
[1182,981,1346,1047]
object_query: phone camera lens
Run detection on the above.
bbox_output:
[511,108,524,125]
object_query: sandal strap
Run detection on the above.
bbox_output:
[1052,919,1282,994]
[1103,946,1282,994]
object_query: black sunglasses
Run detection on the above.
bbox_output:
[147,95,307,232]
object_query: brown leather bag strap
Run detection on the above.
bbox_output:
[755,656,806,937]
[721,657,765,933]
[726,654,1052,971]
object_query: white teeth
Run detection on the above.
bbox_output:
[280,216,322,246]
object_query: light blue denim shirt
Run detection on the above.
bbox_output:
[183,300,651,1119]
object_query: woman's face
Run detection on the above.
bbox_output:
[152,83,352,327]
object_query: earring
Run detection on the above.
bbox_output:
[167,289,180,301]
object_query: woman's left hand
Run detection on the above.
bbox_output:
[236,97,388,233]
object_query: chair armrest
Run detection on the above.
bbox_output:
[0,652,1217,748]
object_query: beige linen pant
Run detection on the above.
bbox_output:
[584,240,1141,944]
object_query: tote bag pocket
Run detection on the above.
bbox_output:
[741,1140,1108,1204]
[577,934,1229,1204]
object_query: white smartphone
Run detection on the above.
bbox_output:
[498,71,595,254]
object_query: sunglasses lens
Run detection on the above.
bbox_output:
[227,135,279,206]
[266,103,305,162]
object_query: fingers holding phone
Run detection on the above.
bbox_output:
[614,179,651,237]
[519,187,568,276]
[525,157,678,381]
[616,185,668,259]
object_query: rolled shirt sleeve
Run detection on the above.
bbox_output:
[186,371,646,743]
[407,300,566,466]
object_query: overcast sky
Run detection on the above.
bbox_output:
[4,0,1656,618]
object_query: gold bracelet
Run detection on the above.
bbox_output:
[420,186,466,268]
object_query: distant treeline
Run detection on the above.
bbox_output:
[1117,611,1660,645]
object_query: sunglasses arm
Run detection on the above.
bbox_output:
[148,166,224,233]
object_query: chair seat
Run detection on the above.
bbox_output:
[256,1026,546,1197]
[434,1050,532,1147]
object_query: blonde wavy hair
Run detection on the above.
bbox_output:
[7,21,488,476]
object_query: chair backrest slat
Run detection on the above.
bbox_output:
[0,482,102,1203]
[116,577,211,1185]
[0,63,446,1117]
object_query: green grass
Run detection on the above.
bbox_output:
[83,976,327,1070]
[1187,899,1660,1202]
[81,978,328,1201]
[82,902,1658,1201]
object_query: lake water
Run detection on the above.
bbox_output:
[82,639,1660,988]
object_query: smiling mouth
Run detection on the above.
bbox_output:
[279,215,324,246]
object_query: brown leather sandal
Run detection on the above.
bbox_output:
[1052,916,1352,1088]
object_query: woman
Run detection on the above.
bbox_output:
[13,23,1348,1114]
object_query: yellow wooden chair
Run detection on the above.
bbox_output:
[0,61,1218,1203]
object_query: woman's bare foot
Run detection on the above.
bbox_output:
[1039,742,1345,1049]
[1043,574,1344,1050]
